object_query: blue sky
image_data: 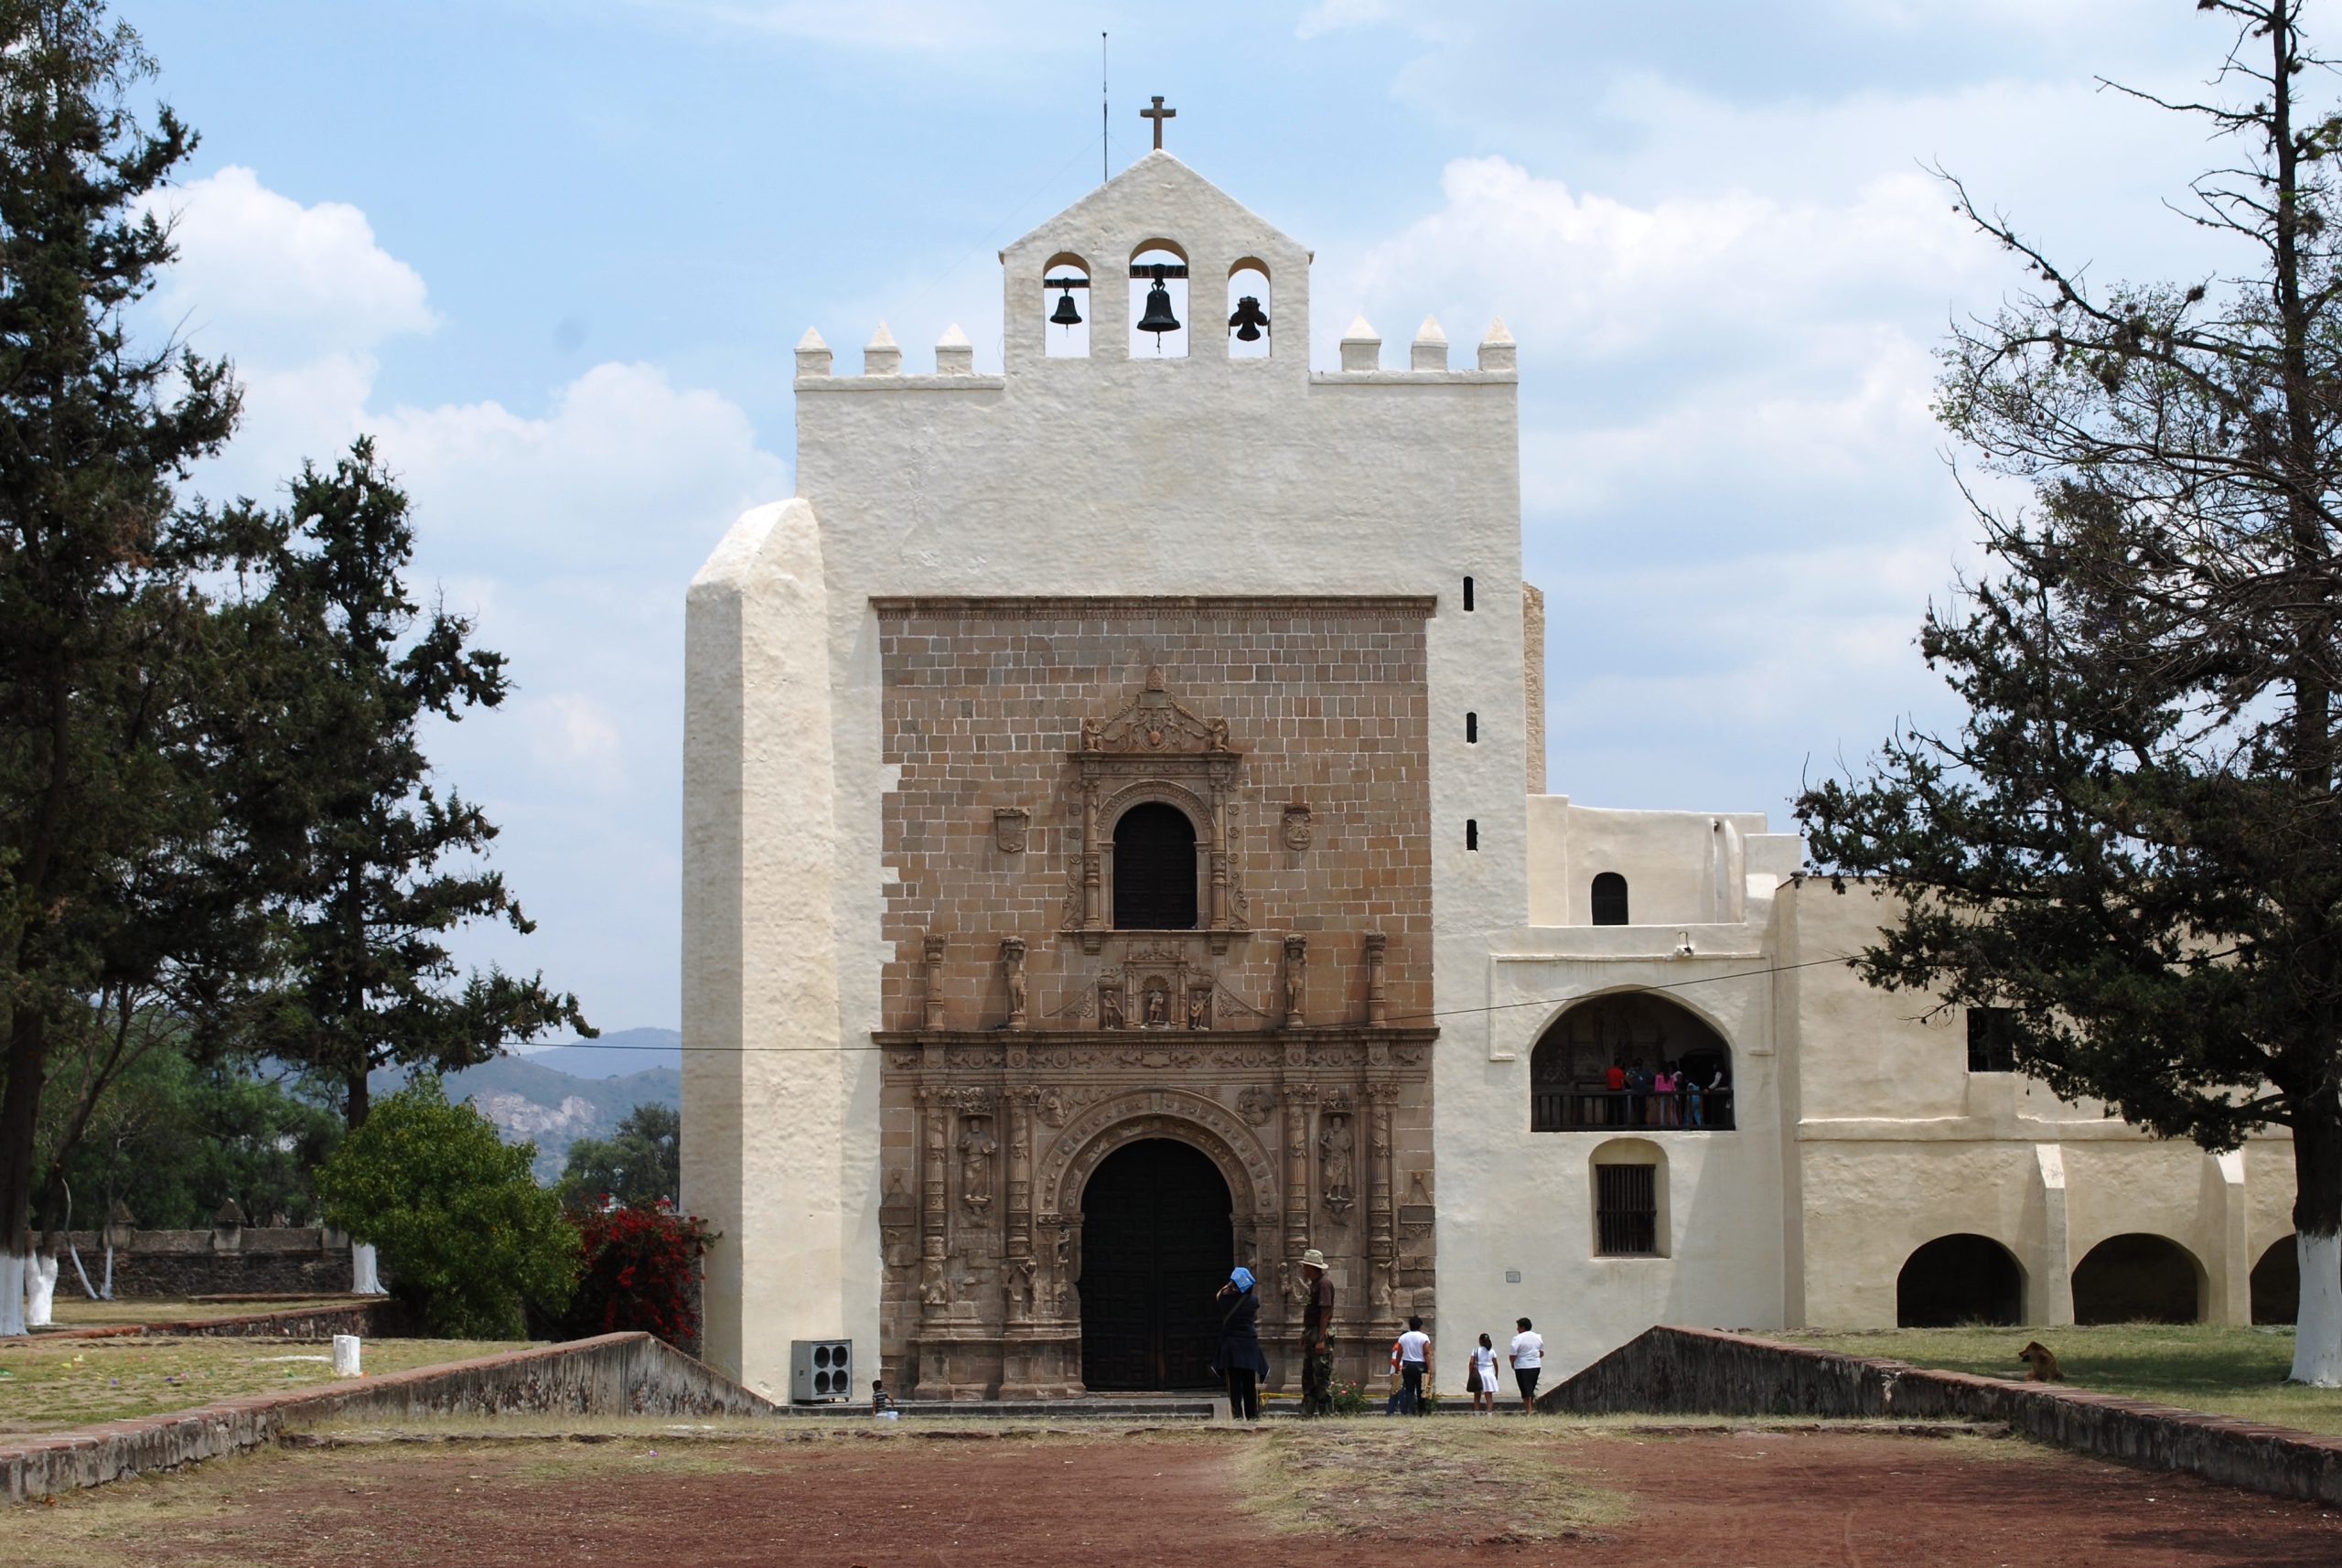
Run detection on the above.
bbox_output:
[129,1,2259,1033]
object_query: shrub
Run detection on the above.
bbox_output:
[316,1074,578,1337]
[1329,1375,1370,1415]
[565,1199,713,1348]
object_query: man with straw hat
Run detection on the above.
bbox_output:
[1297,1249,1336,1416]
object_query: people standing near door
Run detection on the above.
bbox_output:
[1509,1316,1544,1412]
[1467,1332,1499,1414]
[1395,1316,1432,1415]
[1298,1249,1336,1416]
[1213,1266,1269,1423]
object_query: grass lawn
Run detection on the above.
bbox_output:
[0,1334,529,1434]
[41,1295,364,1329]
[1775,1323,2342,1434]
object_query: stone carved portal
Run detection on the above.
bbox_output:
[878,1039,1433,1400]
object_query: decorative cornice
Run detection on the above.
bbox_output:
[869,595,1438,622]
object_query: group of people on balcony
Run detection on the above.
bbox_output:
[1596,1056,1729,1128]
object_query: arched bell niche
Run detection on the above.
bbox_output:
[1129,240,1188,359]
[1227,258,1272,359]
[1043,252,1091,359]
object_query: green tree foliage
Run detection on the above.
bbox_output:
[556,1102,682,1210]
[40,1036,340,1236]
[0,0,242,1325]
[221,444,591,1130]
[315,1074,577,1338]
[1796,1,2342,1382]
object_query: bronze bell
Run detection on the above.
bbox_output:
[1229,295,1270,342]
[1136,268,1182,340]
[1050,287,1082,328]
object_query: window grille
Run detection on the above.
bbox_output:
[1967,1007,2015,1073]
[1590,872,1629,926]
[1595,1163,1659,1256]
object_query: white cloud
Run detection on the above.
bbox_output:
[1296,0,1394,39]
[151,165,790,1032]
[145,166,434,365]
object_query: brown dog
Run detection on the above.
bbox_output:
[2018,1341,2066,1382]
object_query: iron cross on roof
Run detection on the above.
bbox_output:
[1140,95,1176,150]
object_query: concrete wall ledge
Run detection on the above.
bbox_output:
[5,1300,407,1346]
[1539,1325,2342,1507]
[1,1332,779,1503]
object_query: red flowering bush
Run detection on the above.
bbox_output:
[564,1200,714,1348]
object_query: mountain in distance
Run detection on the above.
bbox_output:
[371,1028,682,1182]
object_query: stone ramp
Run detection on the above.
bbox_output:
[1539,1324,2342,1508]
[1,1330,776,1503]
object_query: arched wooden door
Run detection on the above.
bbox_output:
[1078,1138,1234,1390]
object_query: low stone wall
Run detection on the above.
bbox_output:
[0,1331,779,1503]
[14,1299,410,1345]
[54,1227,356,1299]
[1539,1326,2342,1507]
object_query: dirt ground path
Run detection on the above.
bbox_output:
[7,1424,2339,1567]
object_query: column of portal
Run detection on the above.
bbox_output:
[1367,1080,1397,1321]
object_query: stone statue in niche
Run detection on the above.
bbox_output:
[1000,937,1027,1029]
[1319,1112,1355,1217]
[1371,1261,1395,1311]
[921,1258,950,1310]
[959,1118,995,1213]
[1143,980,1170,1027]
[994,808,1029,854]
[1186,985,1211,1031]
[1283,935,1308,1028]
[1099,983,1125,1031]
[1008,1256,1038,1319]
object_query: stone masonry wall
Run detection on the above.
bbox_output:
[53,1228,355,1299]
[875,596,1434,1032]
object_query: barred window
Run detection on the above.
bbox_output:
[1590,872,1629,926]
[1595,1162,1659,1256]
[1967,1007,2016,1073]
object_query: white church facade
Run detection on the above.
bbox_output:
[681,149,2303,1401]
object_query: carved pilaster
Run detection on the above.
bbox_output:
[1363,931,1388,1026]
[1368,1079,1398,1322]
[1282,1083,1314,1320]
[918,1087,950,1321]
[922,933,948,1030]
[1005,1088,1036,1262]
[1080,777,1102,947]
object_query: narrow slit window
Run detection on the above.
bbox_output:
[1466,819,1479,852]
[1466,712,1479,743]
[1463,576,1476,611]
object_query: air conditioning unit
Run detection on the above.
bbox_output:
[790,1338,854,1404]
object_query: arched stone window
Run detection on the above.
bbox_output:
[1531,992,1733,1131]
[1590,872,1629,926]
[2072,1233,2203,1324]
[1043,252,1090,359]
[1589,1139,1665,1256]
[1112,801,1198,929]
[1896,1234,2024,1326]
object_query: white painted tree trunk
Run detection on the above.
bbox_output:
[100,1240,113,1300]
[2292,1230,2342,1386]
[68,1242,97,1300]
[25,1252,57,1327]
[0,1251,26,1337]
[350,1240,383,1295]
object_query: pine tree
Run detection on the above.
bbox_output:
[1799,0,2342,1383]
[235,442,591,1133]
[0,0,240,1335]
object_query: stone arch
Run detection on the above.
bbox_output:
[1530,989,1735,1131]
[2072,1232,2205,1324]
[1039,1090,1276,1225]
[1896,1233,2025,1326]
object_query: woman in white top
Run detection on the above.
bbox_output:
[1509,1316,1545,1411]
[1467,1332,1499,1414]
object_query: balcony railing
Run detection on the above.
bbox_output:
[1532,1087,1735,1132]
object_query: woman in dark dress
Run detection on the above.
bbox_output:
[1214,1266,1271,1421]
